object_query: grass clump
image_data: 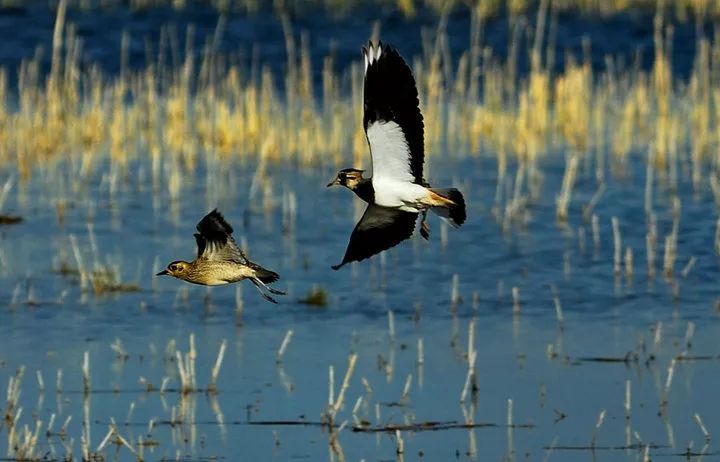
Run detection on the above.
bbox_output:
[90,266,141,295]
[298,285,328,307]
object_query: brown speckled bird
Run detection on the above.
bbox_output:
[156,209,285,303]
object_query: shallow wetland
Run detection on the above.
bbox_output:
[1,1,720,461]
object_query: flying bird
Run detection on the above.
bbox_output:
[327,42,466,270]
[156,209,285,303]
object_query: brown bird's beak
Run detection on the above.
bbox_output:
[327,177,340,187]
[156,269,169,276]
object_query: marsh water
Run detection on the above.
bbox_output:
[1,3,720,462]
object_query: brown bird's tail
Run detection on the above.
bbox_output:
[252,265,280,284]
[248,263,285,303]
[428,188,466,227]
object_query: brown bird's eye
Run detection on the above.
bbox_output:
[169,264,177,271]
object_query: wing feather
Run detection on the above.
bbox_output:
[363,42,424,184]
[332,204,417,270]
[195,209,247,263]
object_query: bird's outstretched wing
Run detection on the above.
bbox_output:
[363,41,424,185]
[333,204,417,270]
[194,209,247,263]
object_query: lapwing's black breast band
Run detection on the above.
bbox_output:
[354,178,375,204]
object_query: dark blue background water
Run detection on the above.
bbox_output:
[0,1,712,90]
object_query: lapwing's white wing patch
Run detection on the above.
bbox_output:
[362,42,425,184]
[366,121,415,183]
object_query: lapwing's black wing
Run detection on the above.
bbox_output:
[332,204,417,270]
[363,42,424,184]
[194,209,248,263]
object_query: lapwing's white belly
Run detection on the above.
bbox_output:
[372,177,428,212]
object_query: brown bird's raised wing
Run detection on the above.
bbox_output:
[194,209,248,263]
[332,204,417,270]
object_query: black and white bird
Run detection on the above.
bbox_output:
[327,42,466,270]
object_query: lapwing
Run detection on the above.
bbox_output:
[327,42,466,270]
[156,209,285,303]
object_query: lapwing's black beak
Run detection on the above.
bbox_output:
[156,269,169,276]
[327,177,340,187]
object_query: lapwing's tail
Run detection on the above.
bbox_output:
[428,188,466,228]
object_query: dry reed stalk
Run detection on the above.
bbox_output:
[208,339,227,393]
[111,338,129,360]
[683,322,695,350]
[361,377,372,395]
[328,366,334,409]
[417,338,424,365]
[450,273,460,307]
[395,429,404,454]
[328,354,358,423]
[512,287,520,315]
[591,409,606,447]
[550,284,564,329]
[506,397,515,458]
[69,235,88,290]
[624,247,634,281]
[82,352,90,395]
[175,351,189,394]
[351,396,363,425]
[612,217,621,276]
[625,380,631,420]
[653,321,663,353]
[645,146,655,214]
[460,318,477,403]
[662,358,676,408]
[387,310,395,340]
[0,176,13,213]
[647,213,657,278]
[6,366,24,423]
[55,369,62,394]
[662,233,677,278]
[582,183,605,222]
[556,155,579,223]
[276,330,293,364]
[50,0,67,84]
[82,395,90,460]
[681,256,696,278]
[400,374,412,404]
[188,333,197,391]
[694,413,710,441]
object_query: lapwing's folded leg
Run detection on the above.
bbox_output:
[419,211,430,240]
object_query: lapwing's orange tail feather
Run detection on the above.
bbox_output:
[428,188,466,227]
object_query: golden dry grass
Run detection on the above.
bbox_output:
[0,0,717,208]
[5,0,718,19]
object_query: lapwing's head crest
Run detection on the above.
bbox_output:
[156,260,191,278]
[327,168,365,190]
